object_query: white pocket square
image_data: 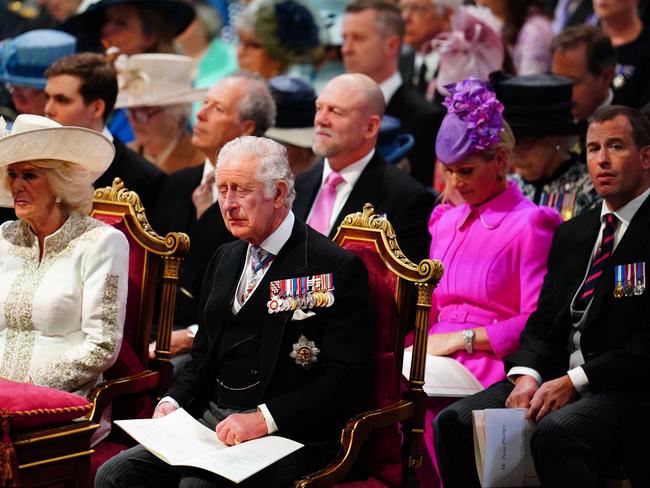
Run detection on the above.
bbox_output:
[291,309,316,321]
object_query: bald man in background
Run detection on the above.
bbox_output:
[292,73,435,262]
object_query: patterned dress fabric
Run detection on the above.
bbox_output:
[512,155,601,219]
[0,212,128,397]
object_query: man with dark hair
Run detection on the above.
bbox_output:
[435,104,650,487]
[44,52,163,209]
[343,0,442,187]
[551,24,616,120]
[149,72,277,364]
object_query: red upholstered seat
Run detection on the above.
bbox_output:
[296,203,443,488]
[0,379,92,486]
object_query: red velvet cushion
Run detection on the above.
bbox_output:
[0,379,91,430]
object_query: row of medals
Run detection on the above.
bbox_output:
[614,263,645,298]
[267,290,334,313]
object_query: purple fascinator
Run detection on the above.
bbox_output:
[435,78,504,165]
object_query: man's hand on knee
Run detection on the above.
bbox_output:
[215,410,268,446]
[527,375,578,422]
[506,375,538,409]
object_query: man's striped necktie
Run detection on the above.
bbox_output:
[575,214,618,310]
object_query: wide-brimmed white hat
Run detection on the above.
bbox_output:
[114,54,208,109]
[0,115,115,207]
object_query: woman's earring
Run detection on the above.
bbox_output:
[55,196,61,204]
[555,145,561,152]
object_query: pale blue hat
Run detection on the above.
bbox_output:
[0,30,76,89]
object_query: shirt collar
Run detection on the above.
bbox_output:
[201,158,214,182]
[201,157,218,203]
[255,210,295,256]
[456,181,525,229]
[101,126,114,141]
[600,185,650,227]
[322,148,375,187]
[379,71,403,105]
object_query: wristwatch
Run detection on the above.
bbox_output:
[461,329,475,354]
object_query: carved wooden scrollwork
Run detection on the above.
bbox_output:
[339,203,444,283]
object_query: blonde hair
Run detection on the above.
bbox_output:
[1,160,96,215]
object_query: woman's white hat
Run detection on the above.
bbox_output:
[114,54,208,109]
[0,114,115,207]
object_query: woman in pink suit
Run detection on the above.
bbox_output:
[419,78,563,486]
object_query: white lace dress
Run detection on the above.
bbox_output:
[0,212,129,398]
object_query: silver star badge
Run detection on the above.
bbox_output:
[290,335,320,369]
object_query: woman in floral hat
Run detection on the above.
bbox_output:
[416,78,562,486]
[235,0,325,79]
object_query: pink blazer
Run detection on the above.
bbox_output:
[428,182,562,387]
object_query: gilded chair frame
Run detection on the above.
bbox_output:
[295,203,444,488]
[86,177,190,421]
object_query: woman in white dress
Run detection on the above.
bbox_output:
[0,114,129,399]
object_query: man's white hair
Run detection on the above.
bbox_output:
[217,136,296,207]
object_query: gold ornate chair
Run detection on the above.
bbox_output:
[7,178,189,486]
[295,203,444,488]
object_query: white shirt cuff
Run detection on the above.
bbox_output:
[158,396,179,409]
[187,324,199,337]
[507,367,542,385]
[258,403,278,434]
[567,366,589,393]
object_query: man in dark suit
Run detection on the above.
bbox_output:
[96,136,373,487]
[399,0,459,97]
[342,0,443,187]
[43,52,163,210]
[293,73,435,263]
[149,72,276,362]
[435,105,650,487]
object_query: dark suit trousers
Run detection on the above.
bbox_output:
[435,380,621,488]
[95,403,326,488]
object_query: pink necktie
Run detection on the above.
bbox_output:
[308,171,345,235]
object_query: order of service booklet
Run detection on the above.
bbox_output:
[402,349,485,397]
[472,408,540,487]
[115,408,303,484]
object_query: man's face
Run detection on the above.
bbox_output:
[44,75,99,128]
[342,9,395,80]
[312,77,372,166]
[593,0,638,20]
[216,156,280,245]
[192,79,252,159]
[552,44,611,120]
[37,0,80,21]
[9,85,46,116]
[400,0,448,50]
[586,115,650,210]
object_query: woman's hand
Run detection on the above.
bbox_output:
[426,332,465,356]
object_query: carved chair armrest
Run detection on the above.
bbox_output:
[84,370,160,423]
[293,399,417,488]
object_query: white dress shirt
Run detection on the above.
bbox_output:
[379,71,403,106]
